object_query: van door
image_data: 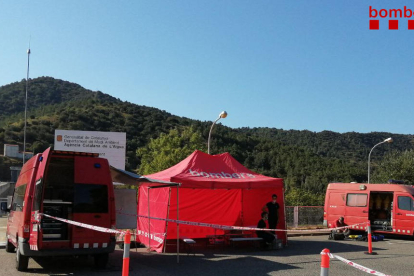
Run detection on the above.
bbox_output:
[72,156,112,249]
[30,148,51,250]
[326,192,346,228]
[7,184,28,245]
[345,193,369,229]
[393,193,414,235]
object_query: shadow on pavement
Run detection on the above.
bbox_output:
[23,255,122,275]
[24,249,298,276]
[166,238,386,258]
[9,238,393,276]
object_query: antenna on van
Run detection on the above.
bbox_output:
[23,38,31,164]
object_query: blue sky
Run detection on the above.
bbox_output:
[1,1,414,134]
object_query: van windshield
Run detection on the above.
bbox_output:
[73,184,108,213]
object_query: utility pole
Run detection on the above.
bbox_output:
[23,46,31,164]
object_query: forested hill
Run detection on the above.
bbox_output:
[1,77,413,200]
[0,77,193,170]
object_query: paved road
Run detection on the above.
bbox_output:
[0,216,412,275]
[0,216,6,245]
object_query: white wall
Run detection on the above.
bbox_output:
[3,144,33,159]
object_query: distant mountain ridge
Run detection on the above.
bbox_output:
[1,77,413,195]
[0,77,96,120]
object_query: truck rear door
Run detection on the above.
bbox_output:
[30,148,51,250]
[72,156,112,249]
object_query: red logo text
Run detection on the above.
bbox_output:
[369,6,414,30]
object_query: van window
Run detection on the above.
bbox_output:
[346,193,367,207]
[73,184,108,213]
[12,184,27,212]
[44,158,74,202]
[398,196,414,211]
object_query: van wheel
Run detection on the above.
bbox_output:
[15,242,29,271]
[5,238,15,253]
[94,253,108,269]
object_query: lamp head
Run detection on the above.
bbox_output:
[219,111,228,119]
[384,137,393,143]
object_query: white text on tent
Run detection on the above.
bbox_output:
[189,169,256,179]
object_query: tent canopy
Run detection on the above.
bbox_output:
[138,150,287,252]
[110,166,179,187]
[146,150,283,189]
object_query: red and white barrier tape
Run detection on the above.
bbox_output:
[126,212,366,233]
[41,213,124,235]
[321,251,391,276]
[43,209,364,238]
[38,213,390,276]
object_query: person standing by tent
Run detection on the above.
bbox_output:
[262,194,280,233]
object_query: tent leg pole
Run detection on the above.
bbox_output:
[241,189,244,227]
[134,229,138,253]
[164,188,172,253]
[136,188,139,253]
[177,186,179,264]
[148,187,151,251]
[282,188,287,246]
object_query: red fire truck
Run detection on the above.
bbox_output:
[324,182,414,236]
[5,148,116,271]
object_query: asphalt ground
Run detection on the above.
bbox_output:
[0,215,6,246]
[0,216,412,276]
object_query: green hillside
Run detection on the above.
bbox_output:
[1,77,413,203]
[0,77,193,171]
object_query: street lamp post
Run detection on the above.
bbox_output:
[207,111,227,154]
[367,137,393,184]
[23,47,31,164]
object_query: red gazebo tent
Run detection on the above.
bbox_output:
[137,150,286,252]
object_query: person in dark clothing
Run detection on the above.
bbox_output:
[256,212,276,244]
[262,194,280,233]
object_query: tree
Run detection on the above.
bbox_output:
[136,127,206,175]
[285,187,324,206]
[32,141,50,154]
[371,150,414,184]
